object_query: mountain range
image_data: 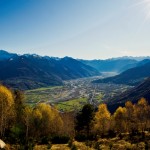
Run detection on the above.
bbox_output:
[0,50,150,91]
[0,50,100,90]
[80,59,138,73]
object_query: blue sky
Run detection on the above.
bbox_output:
[0,0,150,59]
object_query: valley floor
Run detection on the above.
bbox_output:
[25,76,132,111]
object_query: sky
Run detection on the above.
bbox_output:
[0,0,150,59]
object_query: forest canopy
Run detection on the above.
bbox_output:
[0,85,149,149]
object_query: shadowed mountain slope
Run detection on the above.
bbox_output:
[0,51,100,90]
[107,77,150,112]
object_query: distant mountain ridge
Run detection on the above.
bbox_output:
[80,59,138,73]
[93,59,150,86]
[0,50,100,90]
[106,56,150,61]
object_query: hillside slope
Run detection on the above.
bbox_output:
[107,77,150,112]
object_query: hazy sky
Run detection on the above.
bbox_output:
[0,0,150,59]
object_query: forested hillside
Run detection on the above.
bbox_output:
[0,85,150,149]
[107,77,150,112]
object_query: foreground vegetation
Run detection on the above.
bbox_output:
[0,85,150,149]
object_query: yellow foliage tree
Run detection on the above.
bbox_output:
[94,104,111,136]
[23,106,32,140]
[31,108,42,138]
[35,103,63,136]
[61,112,75,138]
[134,98,149,131]
[113,106,127,134]
[0,85,14,137]
[125,101,136,133]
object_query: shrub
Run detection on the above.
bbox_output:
[51,135,70,144]
[137,142,145,150]
[68,139,73,148]
[108,130,116,138]
[85,140,93,147]
[145,140,150,149]
[94,142,100,150]
[75,133,87,142]
[4,144,11,150]
[47,142,52,149]
[99,144,110,150]
[71,144,77,150]
[40,136,51,144]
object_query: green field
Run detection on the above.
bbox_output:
[55,98,88,111]
[25,85,89,111]
[25,86,63,104]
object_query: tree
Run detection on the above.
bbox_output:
[61,112,75,138]
[94,104,111,136]
[13,90,25,123]
[34,103,63,137]
[9,90,26,144]
[134,98,149,132]
[125,101,137,133]
[75,104,95,139]
[113,106,127,134]
[23,106,32,141]
[31,108,42,139]
[0,85,14,137]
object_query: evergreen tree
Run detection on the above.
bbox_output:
[75,104,95,139]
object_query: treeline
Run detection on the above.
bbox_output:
[0,85,150,149]
[0,85,74,148]
[75,99,150,141]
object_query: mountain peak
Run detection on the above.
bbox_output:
[0,50,10,54]
[0,50,18,60]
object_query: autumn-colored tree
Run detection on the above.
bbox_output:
[147,104,150,131]
[134,98,149,132]
[113,106,127,134]
[61,112,75,138]
[50,108,64,136]
[31,108,42,139]
[23,106,32,141]
[35,103,63,137]
[94,104,111,136]
[36,103,52,136]
[0,85,14,137]
[125,101,137,133]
